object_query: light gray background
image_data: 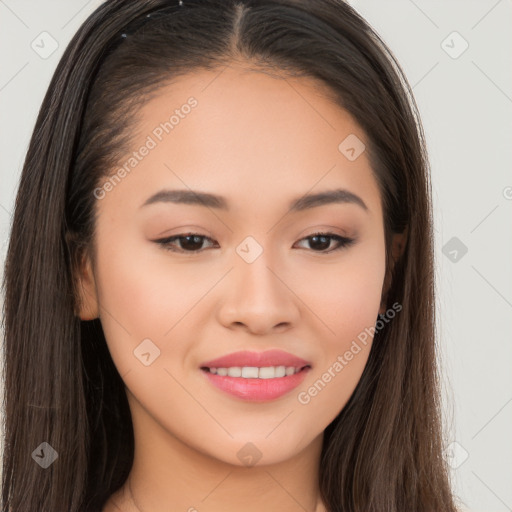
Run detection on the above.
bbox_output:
[0,1,511,511]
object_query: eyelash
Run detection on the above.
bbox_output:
[154,231,356,254]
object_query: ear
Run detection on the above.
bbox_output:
[75,249,99,320]
[379,226,408,315]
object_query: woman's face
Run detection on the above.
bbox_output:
[78,64,393,466]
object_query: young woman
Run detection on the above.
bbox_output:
[1,0,460,511]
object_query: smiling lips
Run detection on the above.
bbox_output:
[200,349,311,401]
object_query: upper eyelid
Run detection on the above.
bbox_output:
[153,231,348,243]
[154,224,352,240]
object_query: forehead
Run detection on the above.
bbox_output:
[100,63,382,221]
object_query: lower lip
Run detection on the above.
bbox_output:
[201,367,310,402]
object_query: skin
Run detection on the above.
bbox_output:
[77,62,405,512]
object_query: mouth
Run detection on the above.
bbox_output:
[199,350,312,402]
[201,365,309,378]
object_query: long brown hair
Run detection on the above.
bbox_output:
[1,0,459,510]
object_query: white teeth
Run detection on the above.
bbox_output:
[275,366,286,378]
[227,367,242,377]
[258,366,277,379]
[207,365,303,378]
[241,366,259,378]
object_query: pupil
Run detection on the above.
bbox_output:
[311,235,329,251]
[182,235,202,250]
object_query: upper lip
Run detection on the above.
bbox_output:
[200,349,311,369]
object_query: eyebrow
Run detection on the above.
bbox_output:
[140,188,369,213]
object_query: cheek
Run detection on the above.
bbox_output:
[95,224,179,316]
[92,230,181,363]
[290,242,385,415]
[292,242,386,346]
[92,227,223,375]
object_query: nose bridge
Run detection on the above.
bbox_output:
[234,235,283,302]
[217,234,299,332]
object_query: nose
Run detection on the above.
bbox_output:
[216,250,300,335]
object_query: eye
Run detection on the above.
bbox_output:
[154,233,218,253]
[293,232,356,253]
[153,231,355,254]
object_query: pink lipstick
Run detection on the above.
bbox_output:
[200,349,311,402]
